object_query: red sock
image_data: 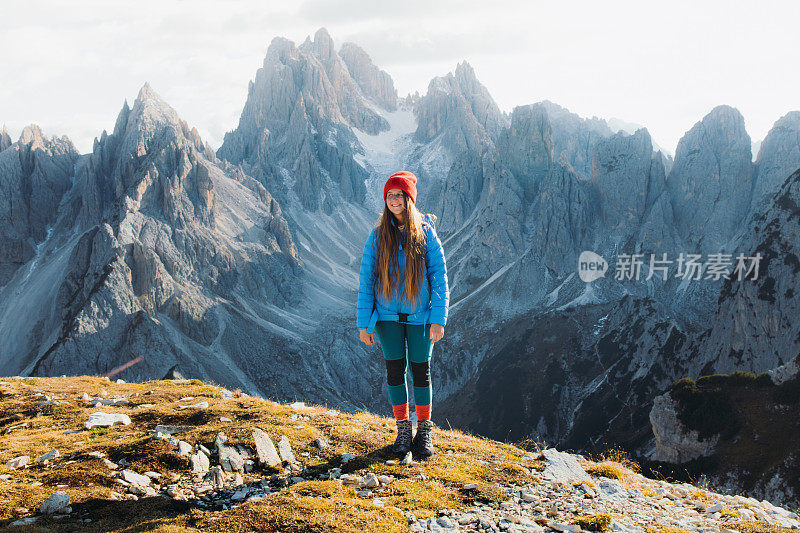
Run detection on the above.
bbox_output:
[392,403,409,420]
[415,404,431,421]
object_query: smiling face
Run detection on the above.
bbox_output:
[386,188,406,220]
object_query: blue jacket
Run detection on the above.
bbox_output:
[357,214,449,335]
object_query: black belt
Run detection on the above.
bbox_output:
[398,312,409,323]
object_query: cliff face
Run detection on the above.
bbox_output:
[647,364,800,508]
[667,105,756,254]
[339,41,398,112]
[0,125,78,285]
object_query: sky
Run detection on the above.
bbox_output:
[1,0,798,157]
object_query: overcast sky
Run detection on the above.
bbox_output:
[2,0,798,157]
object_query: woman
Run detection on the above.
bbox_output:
[357,170,449,458]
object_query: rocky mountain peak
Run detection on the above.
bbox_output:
[19,124,47,149]
[667,104,754,253]
[105,83,210,168]
[454,60,477,84]
[0,123,78,284]
[339,41,398,111]
[303,27,336,62]
[413,62,507,153]
[219,30,383,211]
[752,110,800,204]
[130,83,183,134]
[0,124,10,151]
[263,36,297,66]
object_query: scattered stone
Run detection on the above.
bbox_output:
[5,456,30,469]
[121,469,151,487]
[220,417,232,422]
[459,513,478,525]
[541,448,589,484]
[341,453,356,464]
[177,441,192,456]
[206,466,225,489]
[362,473,380,488]
[3,422,28,434]
[549,522,581,533]
[153,425,195,435]
[253,428,282,467]
[289,401,313,411]
[311,437,329,449]
[40,491,71,514]
[191,450,210,473]
[84,412,131,429]
[277,435,296,463]
[179,401,209,409]
[36,450,60,464]
[231,487,249,501]
[11,517,38,526]
[216,433,245,473]
[91,398,128,407]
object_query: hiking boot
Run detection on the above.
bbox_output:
[392,419,413,455]
[412,419,435,457]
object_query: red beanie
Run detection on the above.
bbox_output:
[383,171,418,204]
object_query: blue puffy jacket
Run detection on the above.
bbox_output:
[357,214,449,335]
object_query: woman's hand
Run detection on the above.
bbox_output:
[359,328,374,345]
[430,323,444,343]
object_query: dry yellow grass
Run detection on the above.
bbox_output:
[0,376,545,531]
[644,527,695,533]
[574,512,612,531]
[585,462,626,480]
[728,522,796,533]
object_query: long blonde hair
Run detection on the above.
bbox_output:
[375,192,427,307]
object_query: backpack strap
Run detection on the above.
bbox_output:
[423,213,437,229]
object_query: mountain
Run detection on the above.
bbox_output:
[0,83,387,413]
[3,27,800,510]
[0,125,78,285]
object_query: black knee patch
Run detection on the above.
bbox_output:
[409,361,430,388]
[385,358,407,386]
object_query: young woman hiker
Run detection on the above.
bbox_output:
[357,170,449,458]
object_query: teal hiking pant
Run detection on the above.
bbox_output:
[373,320,433,419]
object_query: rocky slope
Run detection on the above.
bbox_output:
[3,376,799,532]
